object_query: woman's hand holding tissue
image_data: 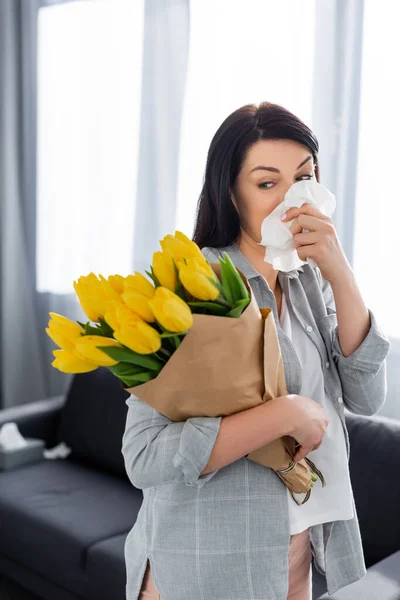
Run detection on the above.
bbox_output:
[281,202,351,285]
[283,202,371,357]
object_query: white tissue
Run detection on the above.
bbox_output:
[259,180,336,272]
[0,422,28,451]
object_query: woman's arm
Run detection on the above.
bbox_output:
[200,396,291,475]
[121,394,222,490]
[122,394,291,489]
[316,268,391,416]
[329,269,371,358]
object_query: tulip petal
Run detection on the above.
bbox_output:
[148,287,193,333]
[75,335,121,367]
[52,349,98,373]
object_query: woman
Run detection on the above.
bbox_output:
[122,102,390,600]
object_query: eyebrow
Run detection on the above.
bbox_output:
[249,155,312,175]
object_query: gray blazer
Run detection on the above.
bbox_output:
[122,242,391,600]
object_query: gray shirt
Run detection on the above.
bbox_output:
[122,241,391,600]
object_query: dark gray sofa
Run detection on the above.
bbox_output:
[0,367,399,600]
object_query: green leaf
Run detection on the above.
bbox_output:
[118,371,155,387]
[108,365,157,387]
[160,331,185,338]
[98,317,114,337]
[96,345,163,371]
[128,371,155,383]
[149,266,162,288]
[187,301,229,315]
[108,362,145,377]
[175,280,187,301]
[222,252,250,302]
[173,335,182,349]
[76,320,87,330]
[225,297,251,318]
[218,256,234,305]
[144,269,157,287]
[85,323,103,336]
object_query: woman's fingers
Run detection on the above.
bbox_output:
[289,217,303,236]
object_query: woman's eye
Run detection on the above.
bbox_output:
[259,173,313,190]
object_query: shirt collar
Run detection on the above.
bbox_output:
[221,241,304,281]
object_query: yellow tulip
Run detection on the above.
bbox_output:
[108,274,126,295]
[104,301,123,331]
[52,349,98,373]
[74,335,121,367]
[73,272,121,323]
[105,301,161,354]
[113,320,162,354]
[121,272,156,323]
[174,230,195,245]
[174,230,207,263]
[104,301,142,331]
[99,273,124,303]
[159,231,205,265]
[179,258,220,301]
[124,271,155,297]
[148,287,193,333]
[46,313,85,351]
[152,250,177,291]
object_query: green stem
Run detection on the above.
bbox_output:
[158,347,171,359]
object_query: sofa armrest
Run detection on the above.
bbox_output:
[316,550,400,599]
[344,410,400,566]
[0,395,66,448]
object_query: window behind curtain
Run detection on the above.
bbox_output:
[353,1,400,339]
[36,0,144,294]
[176,0,316,239]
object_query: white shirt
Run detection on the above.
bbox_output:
[279,289,355,535]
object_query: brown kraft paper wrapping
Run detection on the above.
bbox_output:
[123,263,325,503]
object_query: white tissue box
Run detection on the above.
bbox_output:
[0,437,45,471]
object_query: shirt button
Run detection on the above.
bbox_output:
[325,361,330,368]
[337,396,343,403]
[306,325,313,332]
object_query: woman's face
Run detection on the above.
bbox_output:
[230,139,317,244]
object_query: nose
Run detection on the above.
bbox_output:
[274,180,297,209]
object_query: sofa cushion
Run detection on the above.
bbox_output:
[56,367,130,478]
[0,552,78,600]
[86,533,127,600]
[0,458,142,598]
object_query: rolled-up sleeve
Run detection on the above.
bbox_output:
[121,394,222,490]
[316,268,391,416]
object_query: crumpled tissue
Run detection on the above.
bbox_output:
[0,422,28,451]
[259,179,336,272]
[43,442,71,460]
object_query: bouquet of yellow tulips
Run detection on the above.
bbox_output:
[46,230,325,505]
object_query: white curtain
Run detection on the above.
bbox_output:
[2,0,398,411]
